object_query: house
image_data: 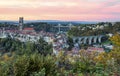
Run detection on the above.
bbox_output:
[87,47,104,53]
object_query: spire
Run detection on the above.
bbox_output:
[69,23,73,30]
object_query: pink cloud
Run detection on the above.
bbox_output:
[0,0,120,21]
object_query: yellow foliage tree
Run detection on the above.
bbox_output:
[94,33,120,65]
[2,54,9,61]
[110,33,120,47]
[109,33,120,64]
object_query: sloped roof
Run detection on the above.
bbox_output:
[23,28,34,30]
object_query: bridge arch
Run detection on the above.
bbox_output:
[78,37,83,44]
[98,35,104,43]
[89,36,94,45]
[83,37,88,44]
[93,36,98,44]
[73,35,106,45]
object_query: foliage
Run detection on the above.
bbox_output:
[0,53,57,76]
[30,68,45,76]
[67,22,120,37]
[109,33,120,65]
[0,38,52,55]
[110,33,120,46]
[0,33,120,75]
[24,22,53,32]
[36,38,53,55]
[67,37,74,51]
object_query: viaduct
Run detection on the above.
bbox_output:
[73,35,107,45]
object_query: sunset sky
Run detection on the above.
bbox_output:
[0,0,120,21]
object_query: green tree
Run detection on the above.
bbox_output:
[67,37,74,51]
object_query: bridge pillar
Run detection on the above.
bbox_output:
[58,24,61,33]
[89,37,93,45]
[94,36,98,44]
[78,37,83,44]
[69,23,72,30]
[98,36,103,43]
[83,37,88,44]
[73,37,77,43]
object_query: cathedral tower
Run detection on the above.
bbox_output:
[19,17,24,31]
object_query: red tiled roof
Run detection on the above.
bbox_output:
[23,28,34,30]
[87,47,104,52]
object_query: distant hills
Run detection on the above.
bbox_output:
[0,20,97,25]
[26,20,97,24]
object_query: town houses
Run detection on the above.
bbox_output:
[0,17,114,56]
[0,20,69,55]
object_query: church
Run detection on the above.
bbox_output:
[19,17,35,34]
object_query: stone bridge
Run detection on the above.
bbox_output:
[73,35,107,45]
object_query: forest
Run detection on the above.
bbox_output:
[0,34,120,76]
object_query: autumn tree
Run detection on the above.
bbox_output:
[109,33,120,64]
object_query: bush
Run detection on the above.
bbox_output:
[13,53,56,76]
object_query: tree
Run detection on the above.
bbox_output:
[36,38,52,55]
[67,37,74,51]
[109,33,120,65]
[110,33,120,47]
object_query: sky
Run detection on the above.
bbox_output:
[0,0,120,21]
